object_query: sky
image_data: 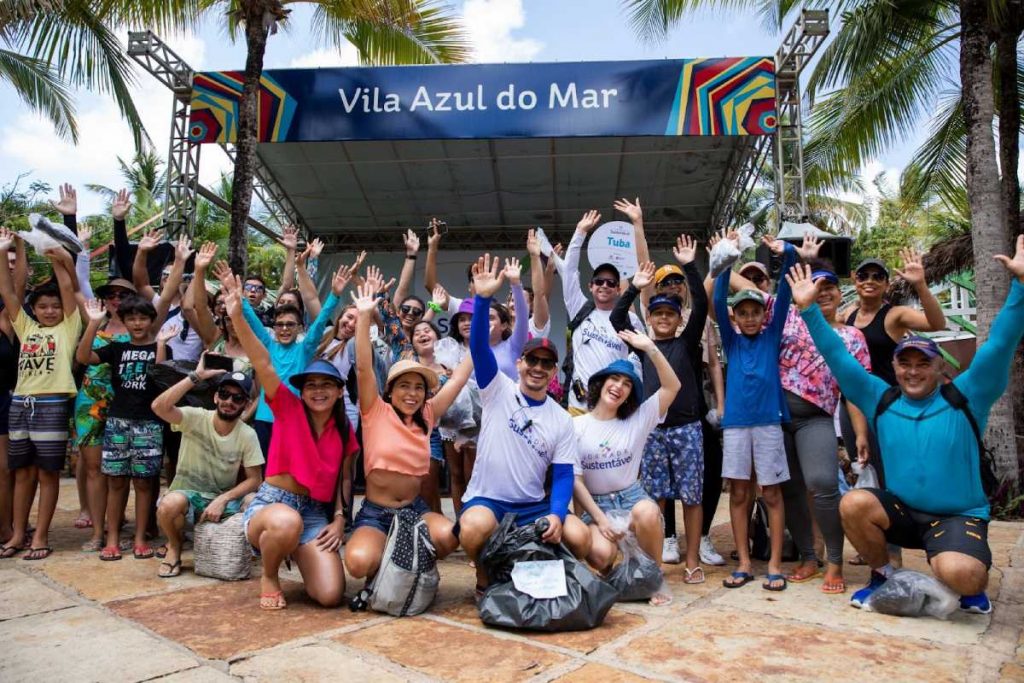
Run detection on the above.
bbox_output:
[0,0,917,216]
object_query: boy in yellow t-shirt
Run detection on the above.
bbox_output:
[0,228,83,560]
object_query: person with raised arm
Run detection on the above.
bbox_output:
[787,237,1024,615]
[456,254,591,597]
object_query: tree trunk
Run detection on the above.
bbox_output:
[959,0,1018,483]
[227,2,271,276]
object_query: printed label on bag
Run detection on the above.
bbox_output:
[511,560,568,599]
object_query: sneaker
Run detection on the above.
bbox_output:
[662,536,681,564]
[699,535,725,566]
[959,592,992,615]
[850,571,888,609]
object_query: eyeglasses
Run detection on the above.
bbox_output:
[855,271,887,283]
[243,283,265,293]
[591,277,619,289]
[216,389,247,404]
[747,273,768,285]
[103,291,127,301]
[657,277,685,288]
[523,354,557,371]
[400,304,424,317]
[274,321,299,329]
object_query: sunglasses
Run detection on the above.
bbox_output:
[400,304,424,317]
[747,273,768,285]
[103,291,127,300]
[274,321,299,329]
[523,355,557,371]
[591,277,619,289]
[855,271,887,283]
[243,283,265,293]
[216,389,247,404]
[658,277,685,288]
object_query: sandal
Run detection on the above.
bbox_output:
[81,539,103,553]
[133,545,154,560]
[100,546,122,561]
[0,540,28,559]
[23,546,53,561]
[786,566,822,583]
[649,591,674,606]
[118,538,133,552]
[763,574,788,592]
[259,591,287,610]
[74,513,93,529]
[158,560,182,578]
[155,545,168,559]
[684,566,705,585]
[848,554,867,566]
[723,571,755,588]
[821,577,846,594]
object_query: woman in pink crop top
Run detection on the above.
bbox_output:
[227,279,358,612]
[344,281,473,584]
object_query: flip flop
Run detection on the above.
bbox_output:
[155,545,168,559]
[763,574,788,592]
[100,546,122,561]
[259,591,287,610]
[821,577,847,594]
[848,554,867,566]
[786,567,822,583]
[684,566,706,585]
[0,542,27,559]
[74,513,93,529]
[158,560,182,578]
[649,591,674,606]
[723,571,755,588]
[23,546,52,561]
[133,545,154,560]
[81,539,103,553]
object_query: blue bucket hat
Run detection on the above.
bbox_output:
[289,359,345,391]
[588,358,644,403]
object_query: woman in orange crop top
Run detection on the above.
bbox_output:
[226,279,358,612]
[344,281,473,584]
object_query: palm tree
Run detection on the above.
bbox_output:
[86,144,166,222]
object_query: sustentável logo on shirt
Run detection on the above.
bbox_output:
[579,439,631,471]
[577,321,623,351]
[506,415,550,459]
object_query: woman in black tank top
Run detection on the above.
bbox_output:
[845,303,898,386]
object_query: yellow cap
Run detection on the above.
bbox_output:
[654,264,684,284]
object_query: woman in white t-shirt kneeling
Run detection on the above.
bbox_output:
[572,331,680,606]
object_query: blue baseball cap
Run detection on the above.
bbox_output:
[648,294,682,314]
[289,359,345,390]
[217,371,253,395]
[588,359,644,403]
[811,270,839,285]
[893,336,940,359]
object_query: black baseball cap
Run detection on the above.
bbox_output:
[217,371,253,395]
[854,258,889,278]
[521,337,559,362]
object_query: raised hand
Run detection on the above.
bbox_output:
[426,218,444,249]
[281,224,298,252]
[111,189,132,221]
[471,253,506,298]
[994,234,1024,283]
[894,247,925,285]
[332,263,353,295]
[504,256,522,285]
[673,234,697,265]
[310,238,325,260]
[296,243,313,266]
[158,323,182,344]
[195,352,228,381]
[349,248,365,272]
[50,183,77,216]
[174,234,194,262]
[785,263,824,311]
[44,246,72,266]
[403,228,420,256]
[617,328,655,353]
[631,261,656,290]
[351,281,377,314]
[77,223,93,246]
[431,284,449,310]
[223,277,243,318]
[762,234,785,256]
[195,241,217,271]
[212,259,233,286]
[613,197,642,224]
[575,210,602,235]
[84,298,107,323]
[0,227,15,251]
[526,229,541,257]
[796,230,823,261]
[137,229,163,252]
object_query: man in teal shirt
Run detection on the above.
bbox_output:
[787,236,1024,615]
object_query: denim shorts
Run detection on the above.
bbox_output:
[580,480,654,525]
[243,482,330,554]
[354,496,430,534]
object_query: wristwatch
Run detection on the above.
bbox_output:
[187,371,200,384]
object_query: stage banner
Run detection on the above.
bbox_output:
[189,57,776,144]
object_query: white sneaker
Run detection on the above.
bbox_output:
[662,536,681,564]
[699,535,725,566]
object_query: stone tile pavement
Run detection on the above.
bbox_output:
[1,479,1023,682]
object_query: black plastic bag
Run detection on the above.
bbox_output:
[864,569,959,619]
[147,360,216,409]
[603,510,664,601]
[477,515,617,632]
[749,497,799,562]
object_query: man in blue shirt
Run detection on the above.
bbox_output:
[787,237,1024,615]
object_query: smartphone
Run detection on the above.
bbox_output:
[204,353,234,372]
[425,220,449,238]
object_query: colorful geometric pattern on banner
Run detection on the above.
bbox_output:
[666,57,777,136]
[189,71,297,144]
[188,58,776,144]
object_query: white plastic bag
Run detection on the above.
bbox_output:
[603,510,664,601]
[709,222,756,277]
[863,569,959,620]
[852,462,879,489]
[21,213,83,255]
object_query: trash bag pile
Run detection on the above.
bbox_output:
[864,570,959,619]
[603,510,664,601]
[147,360,217,409]
[709,222,756,277]
[477,514,617,632]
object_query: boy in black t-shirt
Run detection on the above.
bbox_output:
[76,295,174,560]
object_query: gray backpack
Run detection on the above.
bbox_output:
[350,507,439,616]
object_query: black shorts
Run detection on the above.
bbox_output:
[867,488,992,569]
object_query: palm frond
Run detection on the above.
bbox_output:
[0,47,76,141]
[900,86,966,209]
[94,0,210,34]
[620,0,797,42]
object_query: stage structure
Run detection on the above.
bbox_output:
[128,9,828,251]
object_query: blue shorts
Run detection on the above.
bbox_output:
[580,480,654,525]
[456,497,551,537]
[429,429,445,463]
[640,422,704,505]
[243,482,330,555]
[354,497,430,535]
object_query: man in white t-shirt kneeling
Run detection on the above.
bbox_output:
[456,255,592,595]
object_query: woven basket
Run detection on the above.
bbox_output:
[193,513,252,581]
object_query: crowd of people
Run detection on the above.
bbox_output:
[1,184,1022,618]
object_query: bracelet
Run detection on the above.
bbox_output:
[187,371,200,384]
[427,301,443,314]
[406,254,417,261]
[333,510,345,518]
